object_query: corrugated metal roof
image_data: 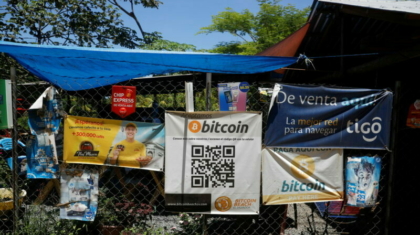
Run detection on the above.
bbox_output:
[282,0,420,85]
[319,0,420,14]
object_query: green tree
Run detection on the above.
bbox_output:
[1,0,141,47]
[0,0,196,50]
[197,0,310,55]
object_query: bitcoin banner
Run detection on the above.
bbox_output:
[262,148,344,204]
[64,115,165,171]
[165,111,261,214]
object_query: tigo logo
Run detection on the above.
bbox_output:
[346,117,382,142]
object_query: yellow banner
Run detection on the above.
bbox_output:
[64,115,165,170]
[263,191,344,205]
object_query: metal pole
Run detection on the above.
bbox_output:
[201,73,212,233]
[11,67,19,233]
[205,73,212,111]
[385,81,400,235]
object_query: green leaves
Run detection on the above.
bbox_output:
[197,8,256,42]
[1,0,142,47]
[199,0,310,55]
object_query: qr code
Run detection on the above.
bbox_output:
[191,145,235,188]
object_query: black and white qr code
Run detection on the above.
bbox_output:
[191,145,235,188]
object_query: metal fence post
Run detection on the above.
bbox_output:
[11,67,19,234]
[205,73,212,111]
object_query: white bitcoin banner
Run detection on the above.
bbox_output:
[165,111,262,214]
[262,148,344,204]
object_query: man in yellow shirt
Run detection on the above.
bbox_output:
[107,123,152,168]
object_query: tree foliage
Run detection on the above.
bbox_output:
[197,0,310,55]
[1,0,142,48]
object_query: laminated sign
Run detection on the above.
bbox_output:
[26,86,63,178]
[262,148,344,204]
[111,85,136,118]
[265,84,393,149]
[60,167,99,221]
[165,111,262,214]
[64,115,165,171]
[345,156,381,207]
[217,82,249,111]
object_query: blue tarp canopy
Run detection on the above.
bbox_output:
[0,41,297,91]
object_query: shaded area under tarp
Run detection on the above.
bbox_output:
[0,41,297,91]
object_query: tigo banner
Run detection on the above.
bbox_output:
[64,115,164,171]
[262,148,343,205]
[265,84,393,149]
[165,111,261,214]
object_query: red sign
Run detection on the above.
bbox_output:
[407,100,420,128]
[111,86,136,118]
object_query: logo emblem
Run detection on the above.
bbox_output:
[346,117,382,142]
[215,196,232,212]
[188,121,201,133]
[291,155,315,179]
[80,141,94,151]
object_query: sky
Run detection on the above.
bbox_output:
[121,0,314,50]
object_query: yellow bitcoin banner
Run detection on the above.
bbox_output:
[262,148,344,204]
[64,115,165,171]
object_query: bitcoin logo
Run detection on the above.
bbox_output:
[188,121,201,133]
[215,196,232,212]
[291,155,315,179]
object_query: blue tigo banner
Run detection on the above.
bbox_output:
[265,84,393,149]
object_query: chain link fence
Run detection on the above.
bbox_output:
[0,73,391,235]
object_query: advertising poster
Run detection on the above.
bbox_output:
[265,84,393,149]
[60,167,99,221]
[0,79,12,129]
[26,133,59,178]
[262,148,344,205]
[165,111,261,214]
[28,86,63,135]
[406,99,420,128]
[25,86,63,178]
[218,82,249,111]
[64,115,165,171]
[346,156,381,207]
[111,85,136,118]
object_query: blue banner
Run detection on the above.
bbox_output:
[264,84,393,149]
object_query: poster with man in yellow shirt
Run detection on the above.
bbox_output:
[64,115,165,171]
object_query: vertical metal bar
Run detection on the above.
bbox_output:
[385,81,400,235]
[202,73,212,233]
[279,205,288,235]
[11,67,19,233]
[205,73,212,111]
[173,92,177,108]
[340,16,344,75]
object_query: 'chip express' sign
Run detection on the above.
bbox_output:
[111,85,136,118]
